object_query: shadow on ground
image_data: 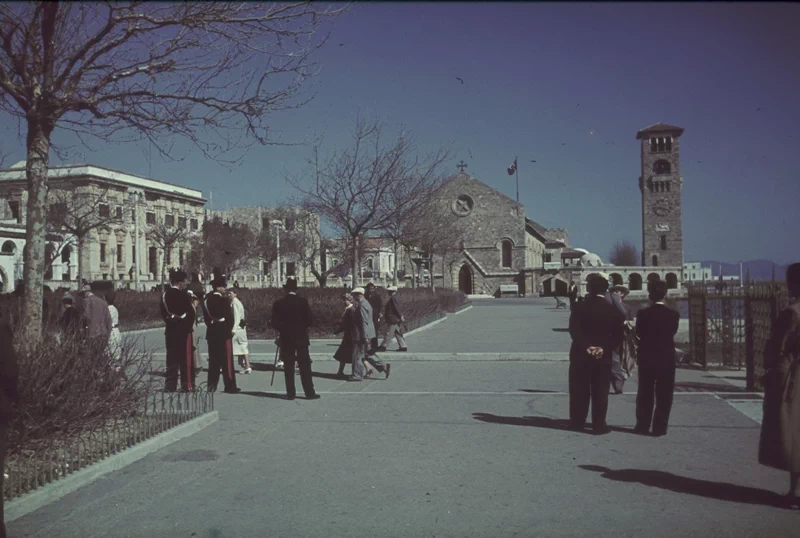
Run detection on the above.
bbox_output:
[472,413,637,435]
[551,328,570,333]
[674,381,746,392]
[579,465,789,508]
[519,389,560,393]
[240,391,291,400]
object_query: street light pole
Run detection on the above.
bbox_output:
[271,220,283,286]
[129,191,143,291]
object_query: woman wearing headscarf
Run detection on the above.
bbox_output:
[759,262,800,506]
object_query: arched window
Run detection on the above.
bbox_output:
[501,240,512,268]
[367,257,374,270]
[665,273,678,289]
[629,273,643,291]
[653,160,671,175]
[61,245,72,263]
[651,254,659,267]
[1,241,15,254]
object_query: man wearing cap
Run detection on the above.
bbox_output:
[568,273,625,434]
[161,270,196,392]
[351,287,391,380]
[377,286,407,352]
[270,278,319,400]
[203,275,239,393]
[80,284,113,356]
[634,280,680,436]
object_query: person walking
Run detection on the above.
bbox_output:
[229,287,252,374]
[0,311,19,538]
[161,270,196,392]
[365,283,383,352]
[352,287,391,381]
[377,286,407,352]
[106,290,122,364]
[333,293,358,379]
[759,262,800,506]
[634,281,680,436]
[60,292,83,340]
[203,276,240,393]
[270,278,319,400]
[568,274,625,434]
[80,284,113,358]
[568,281,579,310]
[606,284,631,394]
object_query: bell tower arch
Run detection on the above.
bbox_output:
[637,123,685,267]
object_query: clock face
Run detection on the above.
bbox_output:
[652,199,672,217]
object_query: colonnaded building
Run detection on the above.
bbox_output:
[0,161,205,292]
[426,122,687,297]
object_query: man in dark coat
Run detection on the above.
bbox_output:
[568,281,578,310]
[203,276,239,393]
[0,312,19,538]
[270,278,319,400]
[161,270,196,392]
[377,286,407,352]
[568,273,625,434]
[60,293,84,340]
[634,280,680,436]
[365,283,383,352]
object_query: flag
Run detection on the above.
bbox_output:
[507,158,517,176]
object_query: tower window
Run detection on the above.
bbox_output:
[652,254,659,266]
[666,182,671,192]
[666,137,672,152]
[650,138,657,152]
[501,240,513,268]
[653,160,671,175]
[660,235,667,250]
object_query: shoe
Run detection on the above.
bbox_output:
[385,364,391,380]
[568,423,584,432]
[287,395,296,400]
[224,387,242,394]
[346,376,363,382]
[306,394,321,400]
[651,430,667,437]
[398,348,408,352]
[244,368,252,375]
[592,424,611,435]
[633,426,650,435]
[376,346,387,352]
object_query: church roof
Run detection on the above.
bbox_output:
[636,123,685,139]
[443,172,522,208]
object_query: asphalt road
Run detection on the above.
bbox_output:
[9,299,795,538]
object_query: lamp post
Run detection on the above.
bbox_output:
[271,219,284,287]
[128,191,144,291]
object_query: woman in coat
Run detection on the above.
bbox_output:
[333,294,375,378]
[106,291,121,364]
[229,288,251,374]
[759,262,800,506]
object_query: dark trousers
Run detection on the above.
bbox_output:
[0,426,6,538]
[569,359,612,429]
[207,338,237,392]
[636,364,676,434]
[165,333,194,392]
[281,342,316,398]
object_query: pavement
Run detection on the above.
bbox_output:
[9,297,797,538]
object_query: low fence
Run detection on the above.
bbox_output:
[687,281,789,390]
[4,390,214,502]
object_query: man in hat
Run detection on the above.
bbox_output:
[365,283,383,353]
[270,278,319,400]
[203,275,239,393]
[350,287,391,381]
[161,270,196,392]
[568,273,625,434]
[634,280,680,436]
[377,286,407,352]
[80,283,113,355]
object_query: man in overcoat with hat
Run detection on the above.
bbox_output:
[270,277,319,400]
[203,275,239,393]
[568,273,625,434]
[161,270,196,392]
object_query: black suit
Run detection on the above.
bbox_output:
[271,292,317,399]
[203,291,237,393]
[161,286,196,391]
[0,318,19,538]
[635,303,680,435]
[568,295,625,430]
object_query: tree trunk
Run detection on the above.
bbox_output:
[20,120,55,342]
[429,254,435,291]
[351,237,359,288]
[76,235,86,284]
[392,239,399,286]
[160,247,167,287]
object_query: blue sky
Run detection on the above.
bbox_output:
[2,2,798,265]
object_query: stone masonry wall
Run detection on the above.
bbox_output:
[640,133,684,267]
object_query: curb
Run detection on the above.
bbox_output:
[453,304,473,316]
[5,410,219,522]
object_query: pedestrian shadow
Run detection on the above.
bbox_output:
[518,389,560,393]
[240,391,290,400]
[148,370,167,378]
[579,465,786,508]
[551,328,570,333]
[704,375,746,381]
[674,381,746,393]
[250,362,280,372]
[471,413,637,435]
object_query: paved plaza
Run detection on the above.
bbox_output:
[9,299,797,537]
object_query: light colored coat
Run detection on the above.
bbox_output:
[358,296,376,340]
[231,296,249,355]
[83,293,112,340]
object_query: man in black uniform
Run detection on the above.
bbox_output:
[270,277,320,401]
[160,270,196,392]
[634,280,680,436]
[568,274,625,434]
[203,275,240,393]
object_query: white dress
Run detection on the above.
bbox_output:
[107,305,121,360]
[231,297,249,355]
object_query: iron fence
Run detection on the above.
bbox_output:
[4,389,214,502]
[687,280,789,390]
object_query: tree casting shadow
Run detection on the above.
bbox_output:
[579,465,786,508]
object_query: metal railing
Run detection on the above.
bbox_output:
[4,389,214,502]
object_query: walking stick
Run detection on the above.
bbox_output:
[270,341,280,387]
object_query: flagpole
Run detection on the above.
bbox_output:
[515,155,519,203]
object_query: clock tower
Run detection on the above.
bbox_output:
[637,123,684,267]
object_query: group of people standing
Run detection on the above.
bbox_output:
[59,284,120,361]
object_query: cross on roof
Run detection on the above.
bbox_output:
[457,160,468,172]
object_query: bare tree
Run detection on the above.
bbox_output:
[291,115,451,287]
[405,196,465,291]
[147,219,189,285]
[47,185,121,283]
[188,215,254,279]
[0,2,344,340]
[609,240,640,267]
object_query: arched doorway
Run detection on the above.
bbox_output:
[647,273,661,290]
[629,273,643,291]
[458,264,473,294]
[542,277,568,297]
[665,272,678,289]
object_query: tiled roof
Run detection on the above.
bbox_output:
[636,123,685,139]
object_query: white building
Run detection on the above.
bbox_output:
[683,261,713,283]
